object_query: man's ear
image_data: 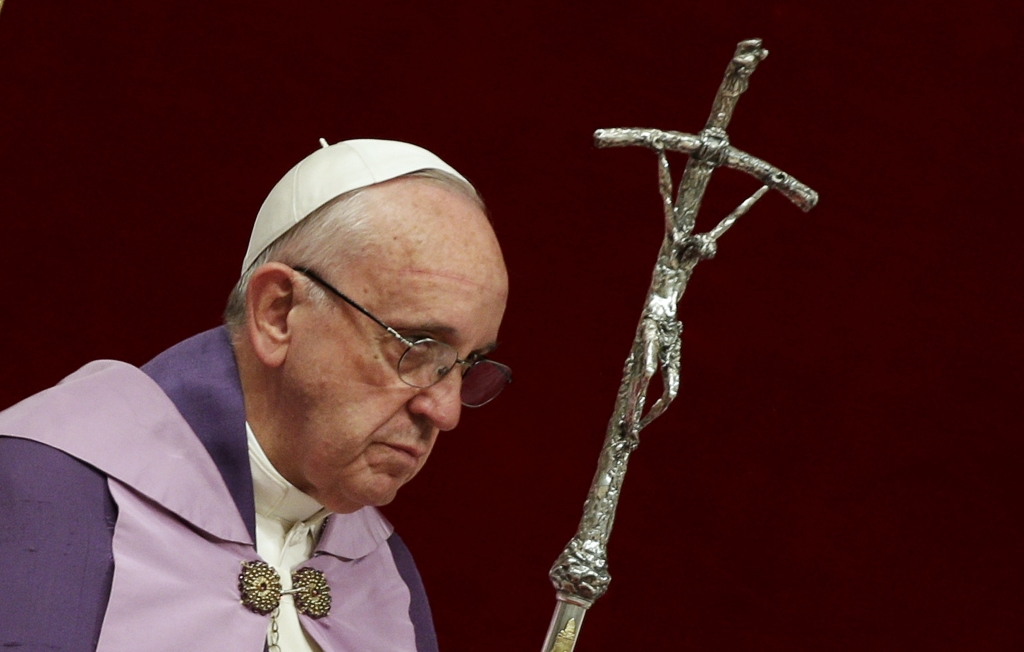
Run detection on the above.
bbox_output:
[244,263,300,368]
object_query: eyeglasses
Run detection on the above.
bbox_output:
[291,266,511,408]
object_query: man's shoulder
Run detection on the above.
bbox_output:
[0,349,251,544]
[3,357,153,410]
[0,359,176,461]
[0,359,148,544]
[0,359,155,547]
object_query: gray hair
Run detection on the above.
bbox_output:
[223,169,484,331]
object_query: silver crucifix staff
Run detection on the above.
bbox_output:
[540,38,819,652]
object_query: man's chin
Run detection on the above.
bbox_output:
[318,480,404,514]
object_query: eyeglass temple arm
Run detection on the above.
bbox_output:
[290,266,416,347]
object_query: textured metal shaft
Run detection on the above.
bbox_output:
[540,38,818,652]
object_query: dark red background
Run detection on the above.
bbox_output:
[1,1,1021,650]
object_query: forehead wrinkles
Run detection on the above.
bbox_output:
[370,264,503,289]
[350,262,507,328]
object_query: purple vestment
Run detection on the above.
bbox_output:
[0,328,438,652]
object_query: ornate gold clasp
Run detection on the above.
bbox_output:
[239,560,332,619]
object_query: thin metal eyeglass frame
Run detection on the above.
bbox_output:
[293,266,418,348]
[289,265,509,405]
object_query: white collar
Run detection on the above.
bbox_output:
[246,422,325,525]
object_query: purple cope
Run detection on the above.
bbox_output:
[0,328,438,652]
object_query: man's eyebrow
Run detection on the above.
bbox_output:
[473,341,499,357]
[395,321,499,356]
[394,321,456,337]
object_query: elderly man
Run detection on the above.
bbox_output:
[0,139,510,651]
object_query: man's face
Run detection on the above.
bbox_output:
[273,178,508,514]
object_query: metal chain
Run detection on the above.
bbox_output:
[268,607,281,652]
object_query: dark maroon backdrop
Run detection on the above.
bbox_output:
[1,2,1021,650]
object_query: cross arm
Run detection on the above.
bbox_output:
[594,127,819,212]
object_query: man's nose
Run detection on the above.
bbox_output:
[408,372,462,432]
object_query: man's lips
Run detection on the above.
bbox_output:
[381,442,426,460]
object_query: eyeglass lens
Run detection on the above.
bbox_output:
[460,361,512,407]
[397,340,510,407]
[397,340,452,387]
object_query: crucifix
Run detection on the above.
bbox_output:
[540,38,819,652]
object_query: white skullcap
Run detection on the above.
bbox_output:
[241,138,471,273]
